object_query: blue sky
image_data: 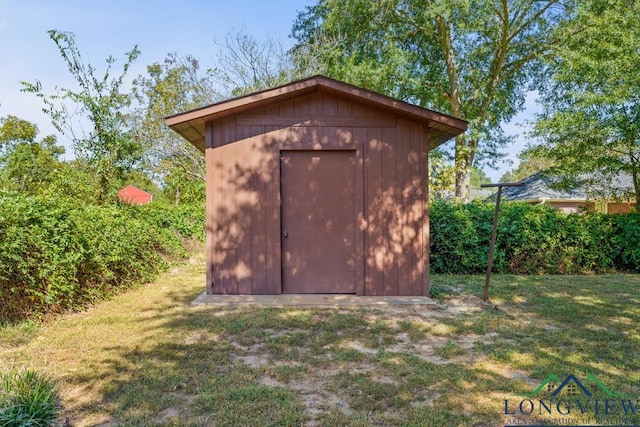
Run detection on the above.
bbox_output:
[1,0,532,180]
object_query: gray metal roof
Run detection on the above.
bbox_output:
[493,171,635,202]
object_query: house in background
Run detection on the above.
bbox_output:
[495,171,636,214]
[166,75,467,296]
[118,185,153,205]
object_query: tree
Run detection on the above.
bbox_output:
[130,29,322,204]
[130,53,219,193]
[211,30,313,97]
[0,115,38,153]
[0,115,64,194]
[470,167,491,187]
[429,148,490,200]
[22,30,141,203]
[499,147,554,182]
[429,149,456,200]
[162,167,206,206]
[531,0,640,203]
[292,0,574,201]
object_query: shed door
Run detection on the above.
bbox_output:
[280,150,356,294]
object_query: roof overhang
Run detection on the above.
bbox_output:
[165,75,467,152]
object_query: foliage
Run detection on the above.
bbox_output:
[0,195,191,322]
[130,53,217,187]
[161,167,205,205]
[292,0,574,200]
[0,115,39,152]
[430,149,490,200]
[429,148,456,200]
[499,147,554,183]
[42,159,102,205]
[0,369,61,427]
[430,201,490,272]
[610,213,640,271]
[0,116,65,195]
[430,200,640,274]
[531,0,640,203]
[22,30,142,203]
[121,201,205,242]
[470,167,491,188]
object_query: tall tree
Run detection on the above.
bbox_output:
[130,29,322,203]
[211,30,309,96]
[22,30,141,203]
[0,115,64,194]
[0,115,38,154]
[292,0,573,200]
[531,0,640,203]
[131,53,219,190]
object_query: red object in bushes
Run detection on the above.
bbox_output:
[118,186,153,205]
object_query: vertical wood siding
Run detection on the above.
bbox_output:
[204,92,431,295]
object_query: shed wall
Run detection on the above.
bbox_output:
[204,92,430,296]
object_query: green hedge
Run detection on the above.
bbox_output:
[430,201,640,274]
[0,195,200,322]
[3,194,636,321]
[120,201,205,242]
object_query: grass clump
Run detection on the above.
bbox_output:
[0,369,61,427]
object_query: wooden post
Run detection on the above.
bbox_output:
[480,182,523,302]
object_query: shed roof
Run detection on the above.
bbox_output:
[166,75,467,152]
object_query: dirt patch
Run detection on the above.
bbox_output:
[438,294,487,315]
[157,394,197,424]
[258,375,285,388]
[346,340,378,355]
[285,370,355,425]
[221,294,509,422]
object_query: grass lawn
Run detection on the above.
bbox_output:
[1,253,639,426]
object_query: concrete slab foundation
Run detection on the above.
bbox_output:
[191,293,438,308]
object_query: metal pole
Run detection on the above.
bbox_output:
[480,182,523,302]
[483,186,502,302]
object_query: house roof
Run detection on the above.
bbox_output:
[499,172,587,202]
[166,75,467,152]
[118,185,153,204]
[496,171,635,203]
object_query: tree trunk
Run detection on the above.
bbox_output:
[455,167,471,202]
[454,135,474,202]
[632,169,639,209]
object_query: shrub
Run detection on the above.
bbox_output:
[430,200,640,274]
[0,195,191,322]
[0,369,61,427]
[429,201,489,273]
[120,201,205,242]
[611,213,640,270]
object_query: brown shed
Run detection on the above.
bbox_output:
[167,76,466,296]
